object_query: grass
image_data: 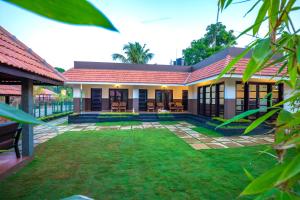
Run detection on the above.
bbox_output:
[192,126,223,137]
[96,121,142,126]
[0,129,279,199]
[159,120,180,125]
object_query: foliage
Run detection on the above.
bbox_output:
[0,129,285,199]
[112,42,154,64]
[38,111,73,122]
[0,103,43,125]
[3,0,117,31]
[218,0,300,198]
[212,117,251,123]
[183,22,236,65]
[55,67,65,73]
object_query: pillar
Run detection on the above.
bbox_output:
[224,79,236,119]
[21,79,34,157]
[132,88,139,112]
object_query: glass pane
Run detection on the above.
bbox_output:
[237,84,244,90]
[259,92,267,98]
[259,85,268,91]
[219,99,224,104]
[237,91,244,98]
[249,92,256,98]
[249,84,256,91]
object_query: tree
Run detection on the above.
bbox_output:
[183,22,236,65]
[217,0,300,199]
[112,42,154,64]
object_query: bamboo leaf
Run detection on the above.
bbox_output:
[277,154,300,185]
[0,103,43,125]
[253,0,270,35]
[241,164,285,195]
[216,109,261,129]
[244,109,279,134]
[297,41,300,64]
[4,0,118,31]
[216,43,255,81]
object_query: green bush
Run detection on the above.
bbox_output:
[212,117,251,123]
[38,111,73,121]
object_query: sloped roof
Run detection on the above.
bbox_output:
[0,85,21,96]
[64,69,188,85]
[64,47,285,85]
[0,26,64,84]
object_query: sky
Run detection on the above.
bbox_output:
[0,0,299,70]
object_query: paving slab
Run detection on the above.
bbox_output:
[190,143,211,150]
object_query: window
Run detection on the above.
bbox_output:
[197,83,224,117]
[235,82,283,119]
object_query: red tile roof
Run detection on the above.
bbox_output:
[64,69,189,84]
[186,56,285,84]
[0,26,64,82]
[65,56,283,85]
[0,85,21,96]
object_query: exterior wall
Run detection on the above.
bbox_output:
[72,84,189,112]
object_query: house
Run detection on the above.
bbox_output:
[64,47,291,119]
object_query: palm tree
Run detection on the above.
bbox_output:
[112,42,154,64]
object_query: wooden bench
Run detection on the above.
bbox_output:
[0,122,22,158]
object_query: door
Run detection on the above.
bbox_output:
[182,90,188,111]
[139,89,148,111]
[109,89,128,108]
[155,90,173,110]
[91,88,102,111]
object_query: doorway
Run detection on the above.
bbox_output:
[91,88,102,111]
[139,89,148,111]
[155,90,173,110]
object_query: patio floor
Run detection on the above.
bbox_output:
[56,120,274,150]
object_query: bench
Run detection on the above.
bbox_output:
[0,122,22,158]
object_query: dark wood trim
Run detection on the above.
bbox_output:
[0,64,63,85]
[108,89,129,109]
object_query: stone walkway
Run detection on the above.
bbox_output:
[32,118,274,150]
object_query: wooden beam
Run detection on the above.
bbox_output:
[0,64,63,86]
[21,79,34,157]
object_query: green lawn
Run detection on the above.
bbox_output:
[96,121,142,126]
[192,126,223,137]
[0,129,277,199]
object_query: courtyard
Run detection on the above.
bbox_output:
[0,120,278,199]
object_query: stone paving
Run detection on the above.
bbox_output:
[32,118,274,150]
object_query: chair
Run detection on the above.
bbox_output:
[0,122,22,158]
[169,102,177,112]
[119,102,127,112]
[111,102,119,112]
[156,102,164,111]
[175,102,184,112]
[147,102,155,112]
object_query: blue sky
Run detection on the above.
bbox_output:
[0,0,299,70]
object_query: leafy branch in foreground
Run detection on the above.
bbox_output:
[218,0,300,198]
[2,0,118,31]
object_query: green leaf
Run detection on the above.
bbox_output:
[297,41,300,64]
[277,154,300,185]
[244,109,280,134]
[241,164,285,195]
[273,92,300,107]
[216,109,261,129]
[244,168,255,181]
[252,38,271,64]
[215,42,255,81]
[4,0,118,31]
[269,0,279,28]
[277,109,293,126]
[0,103,43,125]
[253,0,270,35]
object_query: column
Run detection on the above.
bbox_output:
[21,79,34,157]
[132,88,139,112]
[224,79,236,119]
